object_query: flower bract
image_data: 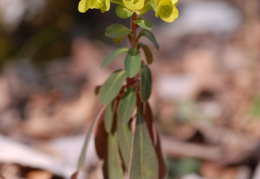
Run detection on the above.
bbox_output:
[78,0,110,13]
[155,0,178,22]
[123,0,145,11]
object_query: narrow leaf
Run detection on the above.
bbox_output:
[139,43,153,64]
[138,29,159,50]
[103,157,109,179]
[144,103,157,145]
[145,103,166,179]
[104,102,114,133]
[124,48,141,78]
[118,121,132,170]
[117,87,135,169]
[116,6,134,19]
[135,19,152,30]
[99,70,127,104]
[129,112,159,179]
[107,133,124,179]
[101,48,129,68]
[77,106,105,170]
[105,24,130,38]
[117,87,136,124]
[155,131,167,179]
[140,64,152,101]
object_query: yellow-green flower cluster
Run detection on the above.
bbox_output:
[153,0,178,22]
[78,0,178,22]
[78,0,110,13]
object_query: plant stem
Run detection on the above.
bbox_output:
[130,13,138,48]
[130,13,143,110]
[125,13,140,179]
[127,13,138,86]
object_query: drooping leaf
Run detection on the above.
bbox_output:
[138,43,153,64]
[99,70,127,104]
[107,133,124,179]
[95,115,108,160]
[135,19,152,30]
[124,48,141,77]
[105,24,130,38]
[118,87,136,124]
[104,102,114,133]
[118,121,132,170]
[103,156,109,179]
[116,87,136,169]
[155,132,167,179]
[138,29,159,50]
[77,106,105,170]
[144,102,157,145]
[101,48,129,68]
[140,64,152,101]
[129,112,158,179]
[116,6,134,19]
[145,103,166,179]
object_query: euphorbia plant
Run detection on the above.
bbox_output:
[73,0,179,178]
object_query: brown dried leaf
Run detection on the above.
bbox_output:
[70,172,78,179]
[95,115,108,160]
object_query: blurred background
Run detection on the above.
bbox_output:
[0,0,260,178]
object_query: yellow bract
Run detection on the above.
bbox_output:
[78,0,179,23]
[78,0,110,13]
[155,0,178,22]
[123,0,145,11]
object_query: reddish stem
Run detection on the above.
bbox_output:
[130,13,138,49]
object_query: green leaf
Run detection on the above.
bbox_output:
[138,43,153,64]
[138,29,159,50]
[77,106,105,170]
[105,24,130,38]
[107,133,124,179]
[118,87,136,124]
[104,102,114,133]
[117,87,136,169]
[118,119,132,170]
[129,112,158,179]
[140,64,152,101]
[101,47,129,68]
[135,19,152,30]
[125,48,141,77]
[116,6,134,19]
[99,70,127,104]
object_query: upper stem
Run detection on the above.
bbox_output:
[130,13,138,48]
[127,13,139,86]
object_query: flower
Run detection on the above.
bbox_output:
[78,0,110,13]
[154,0,178,22]
[123,0,145,11]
